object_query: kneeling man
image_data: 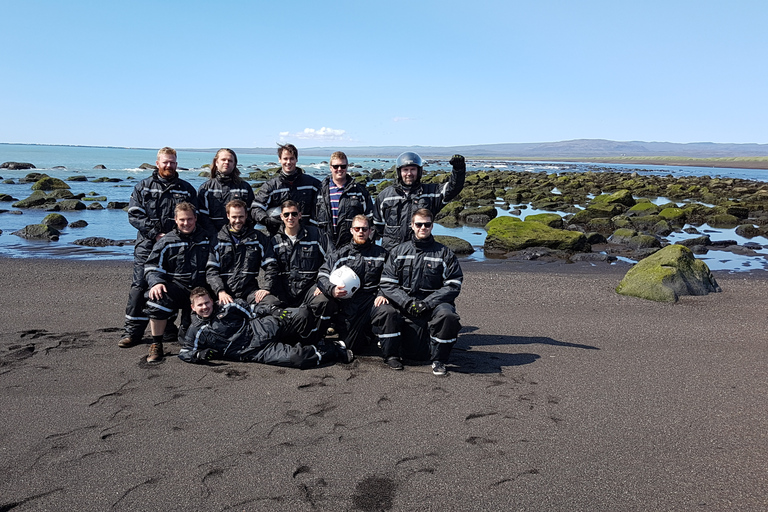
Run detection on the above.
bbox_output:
[372,208,463,376]
[179,287,353,368]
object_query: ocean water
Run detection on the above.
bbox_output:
[2,144,768,271]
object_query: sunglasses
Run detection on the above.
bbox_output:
[414,222,433,228]
[331,164,348,170]
[351,226,370,232]
[282,211,300,218]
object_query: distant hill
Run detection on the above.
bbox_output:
[222,139,768,159]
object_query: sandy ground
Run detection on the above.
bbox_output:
[1,257,767,511]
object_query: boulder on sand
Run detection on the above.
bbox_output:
[616,245,720,302]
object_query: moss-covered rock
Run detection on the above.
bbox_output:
[616,245,721,302]
[12,224,60,241]
[609,228,638,245]
[107,201,129,209]
[658,207,686,223]
[42,213,68,229]
[458,205,497,225]
[12,191,55,208]
[726,205,749,219]
[707,213,739,229]
[627,202,660,216]
[591,189,636,207]
[48,189,75,199]
[57,199,86,211]
[735,224,760,238]
[571,203,626,224]
[0,193,18,202]
[525,213,563,228]
[31,177,70,190]
[434,235,474,255]
[484,217,588,253]
[66,175,88,181]
[87,202,104,210]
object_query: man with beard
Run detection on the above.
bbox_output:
[118,147,200,349]
[207,199,276,305]
[313,151,373,249]
[373,152,466,251]
[251,143,321,235]
[314,215,388,353]
[143,202,211,363]
[198,148,255,233]
[179,287,353,368]
[372,208,463,376]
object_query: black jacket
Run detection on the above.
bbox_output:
[317,240,388,299]
[373,164,465,252]
[206,223,276,299]
[251,168,321,235]
[269,225,330,306]
[198,175,255,232]
[379,234,463,310]
[179,300,281,363]
[127,170,199,244]
[144,227,211,291]
[313,176,373,248]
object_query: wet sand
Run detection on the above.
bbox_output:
[1,257,767,510]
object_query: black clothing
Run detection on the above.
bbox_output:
[198,175,255,232]
[372,163,465,251]
[313,176,373,248]
[207,223,276,303]
[144,227,210,320]
[373,235,463,363]
[269,225,330,307]
[251,168,321,235]
[123,171,199,339]
[316,240,388,351]
[179,300,341,369]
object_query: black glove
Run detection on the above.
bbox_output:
[270,306,292,323]
[407,300,429,317]
[449,154,466,172]
[197,348,218,361]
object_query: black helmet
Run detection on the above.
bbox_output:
[396,151,423,170]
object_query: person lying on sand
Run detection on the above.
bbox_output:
[179,287,353,368]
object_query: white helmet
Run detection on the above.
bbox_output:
[329,265,361,298]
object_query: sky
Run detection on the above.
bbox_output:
[2,0,767,148]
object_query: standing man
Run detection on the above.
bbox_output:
[198,148,255,233]
[179,287,353,368]
[313,151,373,249]
[144,202,211,363]
[207,199,276,305]
[372,208,463,376]
[118,147,200,349]
[373,152,466,251]
[251,143,321,235]
[315,215,388,353]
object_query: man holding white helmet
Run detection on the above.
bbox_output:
[373,152,466,251]
[315,215,388,353]
[372,208,463,376]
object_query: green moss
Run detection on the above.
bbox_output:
[525,213,563,228]
[31,177,70,191]
[484,217,588,252]
[590,189,635,207]
[616,245,720,302]
[707,214,739,228]
[628,202,659,215]
[658,207,686,222]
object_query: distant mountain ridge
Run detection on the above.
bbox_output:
[225,139,768,159]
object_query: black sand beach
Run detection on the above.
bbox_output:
[1,258,767,510]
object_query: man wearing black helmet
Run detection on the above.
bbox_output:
[372,152,466,252]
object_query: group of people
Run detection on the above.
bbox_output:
[117,143,467,376]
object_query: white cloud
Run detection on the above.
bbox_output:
[279,127,348,141]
